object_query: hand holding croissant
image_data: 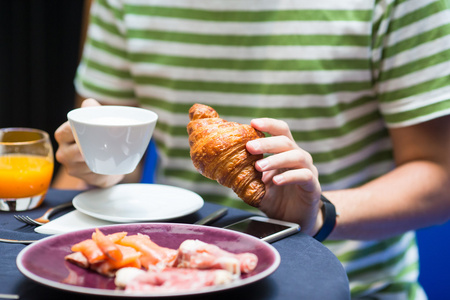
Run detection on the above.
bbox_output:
[187,104,265,207]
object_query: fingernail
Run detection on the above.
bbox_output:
[248,140,260,151]
[273,174,285,184]
[256,159,268,170]
[252,119,264,127]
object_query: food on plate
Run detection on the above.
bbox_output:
[68,230,142,277]
[71,238,107,264]
[65,229,258,292]
[65,251,89,269]
[91,244,142,277]
[118,233,177,270]
[174,239,258,275]
[115,267,234,292]
[187,103,266,207]
[92,228,124,261]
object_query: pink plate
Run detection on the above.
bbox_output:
[16,223,280,297]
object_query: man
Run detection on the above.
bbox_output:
[55,1,450,298]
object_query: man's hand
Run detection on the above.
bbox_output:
[247,118,323,236]
[54,99,124,188]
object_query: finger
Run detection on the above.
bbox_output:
[247,135,298,155]
[82,173,124,188]
[82,98,101,107]
[272,168,320,193]
[55,143,85,165]
[251,118,294,140]
[55,99,100,144]
[54,121,75,144]
[67,161,93,177]
[255,149,315,173]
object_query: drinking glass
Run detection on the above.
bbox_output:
[0,128,54,211]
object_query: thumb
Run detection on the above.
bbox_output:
[81,98,101,107]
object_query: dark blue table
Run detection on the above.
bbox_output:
[0,189,350,299]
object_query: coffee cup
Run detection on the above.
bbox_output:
[68,106,157,175]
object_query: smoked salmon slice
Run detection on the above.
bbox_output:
[118,234,177,269]
[92,228,123,262]
[71,238,106,264]
[91,244,142,277]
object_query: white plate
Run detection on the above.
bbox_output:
[72,184,203,223]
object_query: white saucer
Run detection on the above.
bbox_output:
[72,184,204,223]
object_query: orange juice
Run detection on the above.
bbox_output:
[0,155,54,198]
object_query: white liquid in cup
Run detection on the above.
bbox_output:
[87,117,143,126]
[67,106,158,175]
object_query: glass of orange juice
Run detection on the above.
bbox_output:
[0,128,54,211]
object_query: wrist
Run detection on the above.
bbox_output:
[93,174,125,189]
[312,202,324,237]
[312,194,337,242]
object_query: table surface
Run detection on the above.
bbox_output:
[0,189,350,300]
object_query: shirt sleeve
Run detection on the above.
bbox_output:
[75,0,138,105]
[372,0,450,128]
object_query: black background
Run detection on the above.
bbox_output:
[0,0,87,177]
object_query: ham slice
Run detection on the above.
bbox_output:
[115,267,234,292]
[173,239,258,276]
[65,251,89,269]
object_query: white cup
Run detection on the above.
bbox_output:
[67,106,158,175]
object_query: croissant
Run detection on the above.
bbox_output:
[187,103,265,207]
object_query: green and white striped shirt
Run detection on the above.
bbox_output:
[75,0,450,298]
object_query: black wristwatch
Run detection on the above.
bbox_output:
[313,194,337,242]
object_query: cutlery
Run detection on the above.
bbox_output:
[0,238,38,244]
[3,208,227,244]
[194,207,228,225]
[0,294,19,299]
[14,201,74,226]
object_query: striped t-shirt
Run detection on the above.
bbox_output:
[75,0,450,298]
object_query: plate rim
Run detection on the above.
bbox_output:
[72,183,204,223]
[16,222,281,298]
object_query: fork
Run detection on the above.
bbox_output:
[14,201,73,226]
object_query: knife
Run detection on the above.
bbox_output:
[0,238,37,244]
[0,294,19,299]
[194,208,228,225]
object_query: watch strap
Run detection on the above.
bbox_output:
[313,194,337,242]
